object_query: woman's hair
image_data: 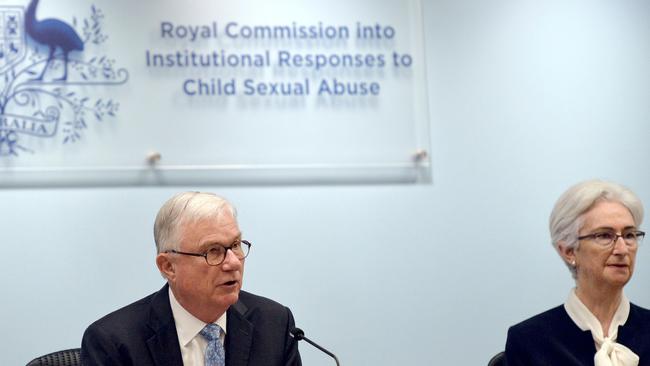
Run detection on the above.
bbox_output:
[153,192,237,253]
[549,179,644,277]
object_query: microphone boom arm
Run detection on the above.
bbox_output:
[291,327,341,366]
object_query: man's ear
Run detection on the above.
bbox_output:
[557,241,576,265]
[156,253,175,281]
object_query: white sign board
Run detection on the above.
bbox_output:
[0,0,430,186]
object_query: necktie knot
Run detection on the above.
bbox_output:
[200,323,223,342]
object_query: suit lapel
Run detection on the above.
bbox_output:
[226,299,254,366]
[146,285,184,366]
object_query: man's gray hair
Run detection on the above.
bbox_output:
[549,179,644,278]
[154,192,237,253]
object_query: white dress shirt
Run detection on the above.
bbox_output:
[169,288,227,366]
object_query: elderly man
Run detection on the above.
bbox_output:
[81,192,301,366]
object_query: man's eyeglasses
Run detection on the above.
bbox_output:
[577,231,645,248]
[167,240,251,266]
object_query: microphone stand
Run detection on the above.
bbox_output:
[291,327,340,366]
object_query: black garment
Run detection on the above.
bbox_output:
[81,284,301,366]
[505,303,650,366]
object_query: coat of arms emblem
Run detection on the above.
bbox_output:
[0,0,128,156]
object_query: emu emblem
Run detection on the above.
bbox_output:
[0,1,128,156]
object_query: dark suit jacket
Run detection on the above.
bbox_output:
[81,285,301,366]
[505,303,650,366]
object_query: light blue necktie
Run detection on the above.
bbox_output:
[200,323,226,366]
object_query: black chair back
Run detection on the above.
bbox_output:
[26,348,81,366]
[488,351,505,366]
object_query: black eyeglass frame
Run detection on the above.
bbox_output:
[167,240,252,266]
[577,230,645,247]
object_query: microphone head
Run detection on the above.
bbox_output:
[290,327,305,340]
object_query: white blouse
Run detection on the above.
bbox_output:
[564,288,639,366]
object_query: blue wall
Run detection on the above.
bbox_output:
[3,0,650,364]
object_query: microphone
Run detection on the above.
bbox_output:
[290,327,340,366]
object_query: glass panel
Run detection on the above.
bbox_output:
[0,0,430,186]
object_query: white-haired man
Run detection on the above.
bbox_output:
[81,192,301,366]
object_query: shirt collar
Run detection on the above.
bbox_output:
[564,287,630,340]
[168,287,228,347]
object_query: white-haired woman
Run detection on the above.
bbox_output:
[505,180,648,366]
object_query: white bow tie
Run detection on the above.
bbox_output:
[594,337,639,366]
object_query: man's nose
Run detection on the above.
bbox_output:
[221,248,242,269]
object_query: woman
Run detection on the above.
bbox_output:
[505,180,648,366]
